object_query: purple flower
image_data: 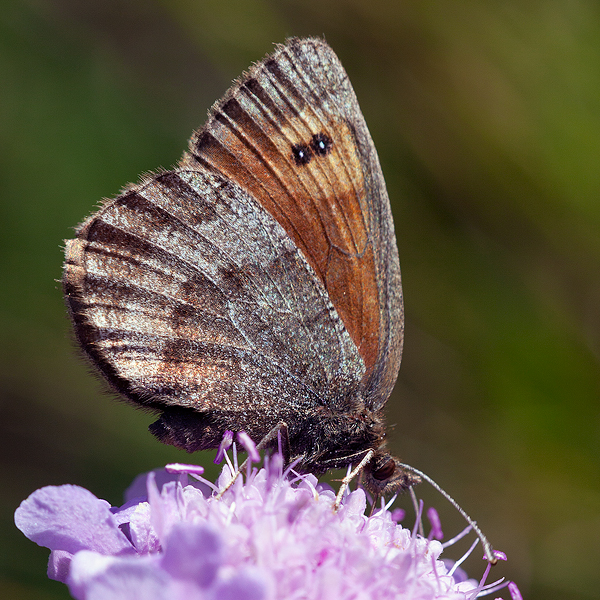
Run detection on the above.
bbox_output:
[15,444,518,599]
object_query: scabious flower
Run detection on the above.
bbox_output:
[15,434,518,600]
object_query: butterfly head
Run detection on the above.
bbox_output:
[363,451,421,497]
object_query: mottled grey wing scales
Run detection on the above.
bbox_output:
[63,167,364,415]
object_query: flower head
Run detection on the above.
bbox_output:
[15,443,517,599]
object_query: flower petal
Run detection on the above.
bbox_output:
[68,551,170,600]
[14,485,134,555]
[210,567,270,600]
[147,474,185,543]
[47,549,73,582]
[124,468,182,502]
[161,521,222,587]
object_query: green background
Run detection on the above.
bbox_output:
[2,1,599,598]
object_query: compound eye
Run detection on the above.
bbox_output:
[371,458,396,481]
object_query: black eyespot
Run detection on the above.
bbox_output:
[310,132,332,156]
[291,143,312,165]
[371,458,396,481]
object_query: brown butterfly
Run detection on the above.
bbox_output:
[63,37,418,499]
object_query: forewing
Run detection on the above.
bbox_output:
[184,37,403,408]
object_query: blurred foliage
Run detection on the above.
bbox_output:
[1,1,599,598]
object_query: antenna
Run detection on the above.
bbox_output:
[399,463,498,564]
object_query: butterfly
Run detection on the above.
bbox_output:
[63,37,418,499]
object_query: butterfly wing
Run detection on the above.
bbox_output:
[185,37,403,409]
[63,38,402,449]
[64,167,364,412]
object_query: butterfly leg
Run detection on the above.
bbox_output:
[334,448,375,510]
[215,421,290,500]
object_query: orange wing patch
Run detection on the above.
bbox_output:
[186,72,380,377]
